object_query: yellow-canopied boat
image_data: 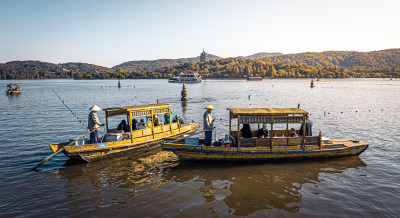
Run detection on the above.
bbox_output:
[49,104,199,162]
[5,84,21,95]
[162,108,368,161]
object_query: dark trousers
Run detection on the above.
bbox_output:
[90,130,99,144]
[205,130,212,146]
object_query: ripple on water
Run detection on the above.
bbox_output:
[0,79,400,217]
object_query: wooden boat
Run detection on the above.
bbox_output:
[5,84,21,95]
[162,108,368,161]
[49,104,199,162]
[247,77,263,81]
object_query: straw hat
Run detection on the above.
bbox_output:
[204,105,215,110]
[89,105,101,112]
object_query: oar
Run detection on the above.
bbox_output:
[33,126,104,169]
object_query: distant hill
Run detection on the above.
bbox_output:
[243,52,283,59]
[112,53,221,72]
[259,49,400,69]
[74,56,400,80]
[1,49,399,79]
[60,62,110,72]
[113,53,284,72]
[0,60,110,79]
[0,61,110,72]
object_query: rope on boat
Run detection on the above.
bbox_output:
[52,88,87,129]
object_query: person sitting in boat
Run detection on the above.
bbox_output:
[172,114,184,124]
[290,128,299,137]
[88,105,105,144]
[299,114,313,136]
[131,119,138,131]
[137,119,146,129]
[241,124,253,138]
[203,105,215,146]
[153,114,161,126]
[117,120,130,133]
[164,112,174,124]
[257,124,269,138]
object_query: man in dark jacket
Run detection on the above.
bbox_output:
[257,124,269,138]
[299,114,313,136]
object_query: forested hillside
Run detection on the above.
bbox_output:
[0,61,110,79]
[112,53,221,72]
[72,57,400,79]
[243,52,283,59]
[259,49,400,70]
[1,50,399,79]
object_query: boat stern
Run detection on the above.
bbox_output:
[49,142,69,152]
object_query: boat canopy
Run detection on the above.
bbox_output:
[104,104,171,117]
[229,108,307,117]
[228,108,313,149]
[229,108,308,125]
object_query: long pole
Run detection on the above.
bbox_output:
[33,125,104,169]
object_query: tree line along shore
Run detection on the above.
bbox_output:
[1,49,399,79]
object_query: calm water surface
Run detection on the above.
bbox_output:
[0,79,399,217]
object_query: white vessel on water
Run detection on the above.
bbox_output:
[168,72,203,83]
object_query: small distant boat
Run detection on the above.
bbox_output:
[247,77,263,81]
[49,104,200,162]
[5,84,21,95]
[168,72,203,83]
[162,108,368,161]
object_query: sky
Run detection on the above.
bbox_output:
[0,0,399,67]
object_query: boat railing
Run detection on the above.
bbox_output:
[234,134,321,149]
[230,129,298,138]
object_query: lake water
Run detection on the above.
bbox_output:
[0,79,399,217]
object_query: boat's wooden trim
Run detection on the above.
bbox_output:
[162,139,368,161]
[50,122,199,162]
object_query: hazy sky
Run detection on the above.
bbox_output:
[0,0,399,67]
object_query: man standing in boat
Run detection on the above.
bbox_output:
[203,105,215,146]
[88,105,105,144]
[299,114,313,136]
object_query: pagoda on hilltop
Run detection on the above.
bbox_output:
[200,48,207,62]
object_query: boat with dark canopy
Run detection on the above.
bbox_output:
[162,108,368,161]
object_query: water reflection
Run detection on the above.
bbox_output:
[6,93,21,101]
[165,157,366,215]
[58,151,366,216]
[181,100,187,115]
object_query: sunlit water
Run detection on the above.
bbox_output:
[0,79,399,217]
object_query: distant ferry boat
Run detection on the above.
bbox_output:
[168,73,203,83]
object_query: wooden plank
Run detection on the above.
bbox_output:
[153,126,163,134]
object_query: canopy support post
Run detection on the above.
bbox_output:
[270,117,274,152]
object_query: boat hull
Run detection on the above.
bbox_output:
[50,123,200,162]
[168,80,203,83]
[162,139,368,161]
[5,90,21,95]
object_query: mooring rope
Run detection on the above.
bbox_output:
[52,88,88,129]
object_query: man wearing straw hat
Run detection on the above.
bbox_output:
[88,105,105,144]
[203,104,215,146]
